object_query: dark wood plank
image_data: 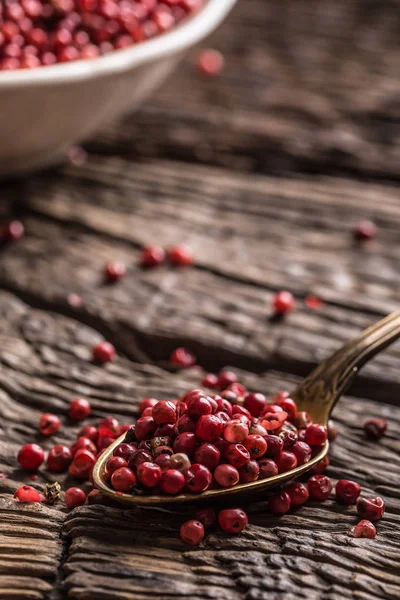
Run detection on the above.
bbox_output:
[1,157,399,402]
[91,0,400,179]
[0,294,399,599]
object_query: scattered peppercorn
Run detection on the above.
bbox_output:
[170,347,196,368]
[18,443,44,471]
[272,291,295,315]
[353,220,377,240]
[69,398,91,421]
[104,261,126,283]
[65,487,87,509]
[92,341,116,363]
[348,519,377,539]
[14,485,41,503]
[167,245,193,267]
[196,49,225,76]
[180,519,204,545]
[38,413,61,436]
[364,418,387,440]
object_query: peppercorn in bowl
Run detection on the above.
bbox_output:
[0,0,236,176]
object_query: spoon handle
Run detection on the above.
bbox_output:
[292,312,400,423]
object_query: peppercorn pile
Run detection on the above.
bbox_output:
[0,0,204,71]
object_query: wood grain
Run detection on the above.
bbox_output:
[0,295,399,600]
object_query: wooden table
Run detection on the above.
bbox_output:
[1,1,400,598]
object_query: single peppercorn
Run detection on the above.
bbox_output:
[272,291,295,315]
[356,496,385,521]
[258,458,278,479]
[218,508,248,533]
[47,445,72,473]
[285,482,309,506]
[18,443,44,471]
[38,413,61,436]
[139,398,158,415]
[111,467,136,492]
[170,347,197,368]
[140,245,166,268]
[180,520,204,545]
[136,462,162,488]
[65,487,87,509]
[214,463,239,488]
[69,398,91,421]
[304,424,328,447]
[308,475,333,501]
[217,370,237,390]
[92,341,116,363]
[196,48,225,76]
[194,443,221,471]
[364,418,387,440]
[202,373,219,389]
[268,491,291,515]
[104,261,126,283]
[1,220,24,241]
[348,519,377,539]
[168,245,193,267]
[185,464,212,493]
[14,485,41,503]
[196,507,217,529]
[353,220,377,240]
[160,469,185,495]
[152,400,177,425]
[335,480,361,505]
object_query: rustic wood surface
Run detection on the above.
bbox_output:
[1,0,400,599]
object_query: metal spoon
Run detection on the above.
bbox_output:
[93,312,400,505]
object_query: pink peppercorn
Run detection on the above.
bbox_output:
[348,520,376,539]
[173,432,197,457]
[185,463,212,493]
[285,482,309,506]
[258,458,278,479]
[14,485,41,503]
[304,424,328,447]
[272,291,295,315]
[196,507,217,529]
[196,414,223,442]
[243,434,267,459]
[217,370,237,390]
[202,373,219,389]
[218,508,248,533]
[104,261,126,283]
[140,245,166,268]
[139,397,158,415]
[1,220,24,242]
[170,347,196,368]
[180,520,204,545]
[214,464,239,488]
[47,445,72,473]
[160,469,185,495]
[223,420,249,443]
[364,418,387,440]
[152,400,176,425]
[92,341,116,363]
[65,487,86,509]
[167,245,193,266]
[353,220,377,240]
[196,49,224,77]
[106,456,128,476]
[111,467,136,492]
[239,459,260,483]
[18,443,44,471]
[243,392,266,417]
[194,443,221,470]
[137,462,162,488]
[356,496,385,521]
[69,398,91,421]
[308,475,333,501]
[335,480,361,505]
[38,413,61,436]
[268,491,291,515]
[275,451,297,473]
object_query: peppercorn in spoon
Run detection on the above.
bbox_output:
[93,312,400,504]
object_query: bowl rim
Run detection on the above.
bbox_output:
[0,0,236,88]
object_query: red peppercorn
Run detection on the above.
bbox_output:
[137,462,162,488]
[243,434,267,459]
[214,397,233,417]
[258,458,278,479]
[173,432,197,457]
[78,425,98,442]
[106,456,128,476]
[218,508,248,533]
[226,382,247,397]
[353,220,377,240]
[152,400,177,425]
[239,459,260,483]
[272,291,295,315]
[170,347,196,368]
[47,445,72,473]
[335,480,361,505]
[187,395,212,418]
[92,341,116,363]
[70,448,96,478]
[38,413,61,436]
[214,463,239,488]
[202,373,218,389]
[154,454,172,471]
[14,485,41,503]
[160,469,185,495]
[304,424,328,447]
[217,370,237,390]
[276,397,297,421]
[259,410,288,432]
[135,416,157,441]
[69,398,91,421]
[364,418,387,440]
[1,220,24,242]
[140,245,166,268]
[223,420,249,443]
[139,397,158,415]
[180,520,204,545]
[285,482,309,506]
[142,407,153,417]
[348,519,376,539]
[177,414,196,433]
[65,487,86,509]
[18,443,44,471]
[104,260,126,283]
[111,467,136,492]
[309,455,329,475]
[195,507,216,529]
[224,443,250,469]
[268,491,291,515]
[304,295,324,310]
[308,475,333,501]
[275,451,297,473]
[264,435,284,458]
[356,496,385,521]
[195,414,223,442]
[70,436,97,457]
[243,392,266,417]
[196,48,224,76]
[194,443,220,470]
[185,464,212,493]
[129,450,153,470]
[292,441,312,466]
[167,245,193,266]
[112,443,136,462]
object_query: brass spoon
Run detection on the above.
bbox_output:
[93,312,400,505]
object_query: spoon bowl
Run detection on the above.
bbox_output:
[93,312,400,505]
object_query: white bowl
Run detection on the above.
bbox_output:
[0,0,236,176]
